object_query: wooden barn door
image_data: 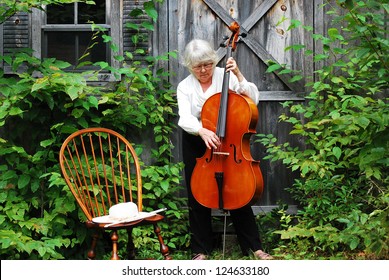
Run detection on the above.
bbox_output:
[162,0,316,212]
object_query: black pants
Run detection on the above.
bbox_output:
[182,130,263,255]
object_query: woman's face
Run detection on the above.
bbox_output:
[192,62,214,84]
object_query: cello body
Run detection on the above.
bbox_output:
[190,90,264,210]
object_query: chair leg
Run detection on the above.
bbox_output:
[126,229,136,260]
[87,232,99,260]
[153,224,172,260]
[111,230,120,260]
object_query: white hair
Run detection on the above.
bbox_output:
[182,39,218,72]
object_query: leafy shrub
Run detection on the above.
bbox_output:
[257,0,388,259]
[0,0,188,260]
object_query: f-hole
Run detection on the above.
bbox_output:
[230,144,242,164]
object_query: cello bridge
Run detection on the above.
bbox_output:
[213,152,230,156]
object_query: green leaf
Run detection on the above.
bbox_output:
[144,2,158,22]
[18,174,30,189]
[31,181,40,193]
[332,146,342,160]
[355,116,370,129]
[9,107,24,116]
[337,218,350,224]
[129,8,143,17]
[328,28,340,40]
[160,180,169,192]
[349,236,360,250]
[285,44,305,52]
[125,22,139,31]
[2,170,17,180]
[71,108,84,118]
[331,77,343,84]
[88,95,99,109]
[314,54,329,62]
[266,63,282,73]
[66,86,81,101]
[40,139,54,148]
[98,96,109,105]
[31,77,49,92]
[141,21,155,31]
[287,19,302,31]
[289,75,303,83]
[168,201,178,210]
[38,245,47,257]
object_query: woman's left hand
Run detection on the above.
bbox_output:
[226,57,244,82]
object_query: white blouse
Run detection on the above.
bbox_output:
[177,67,260,135]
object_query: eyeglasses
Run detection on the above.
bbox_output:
[192,62,213,72]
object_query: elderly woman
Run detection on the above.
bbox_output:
[177,39,272,260]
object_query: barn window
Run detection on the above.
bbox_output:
[2,1,146,76]
[31,0,121,76]
[42,0,109,69]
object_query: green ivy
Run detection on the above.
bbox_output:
[257,0,388,259]
[0,0,188,260]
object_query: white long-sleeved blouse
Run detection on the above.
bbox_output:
[177,67,260,135]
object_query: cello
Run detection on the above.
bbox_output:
[190,22,264,211]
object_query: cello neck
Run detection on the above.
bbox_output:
[215,22,240,138]
[216,45,233,138]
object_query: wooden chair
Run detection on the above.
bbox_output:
[59,127,171,260]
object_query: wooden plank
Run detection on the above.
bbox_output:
[31,8,43,59]
[167,0,179,88]
[123,0,150,62]
[243,35,304,93]
[314,0,325,80]
[203,0,303,92]
[259,91,305,101]
[3,13,29,52]
[203,0,277,34]
[2,12,30,73]
[286,0,313,89]
[241,0,278,31]
[111,0,122,71]
[153,0,169,59]
[202,0,236,28]
[152,0,170,107]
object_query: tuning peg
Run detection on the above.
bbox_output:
[220,35,230,47]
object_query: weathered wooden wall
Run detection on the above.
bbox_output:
[153,0,340,210]
[0,12,30,72]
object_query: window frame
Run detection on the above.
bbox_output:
[31,0,122,81]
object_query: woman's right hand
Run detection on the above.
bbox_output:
[198,127,221,149]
